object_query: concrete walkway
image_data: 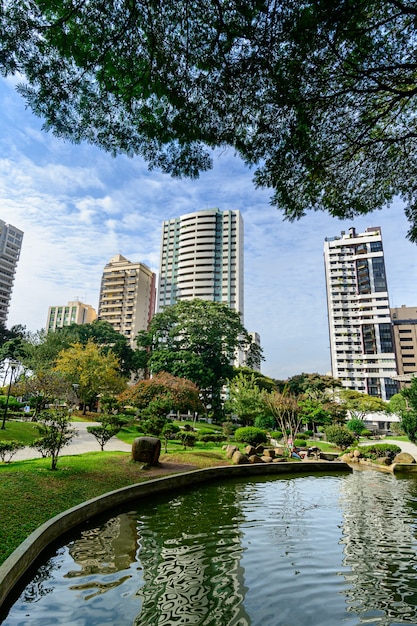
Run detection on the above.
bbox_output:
[9,421,132,461]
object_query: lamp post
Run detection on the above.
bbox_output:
[1,360,18,430]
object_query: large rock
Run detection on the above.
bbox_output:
[244,445,257,456]
[248,455,264,464]
[132,436,161,465]
[393,452,416,464]
[262,448,275,459]
[232,450,249,464]
[226,444,238,459]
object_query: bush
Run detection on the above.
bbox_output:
[359,443,402,460]
[303,430,314,438]
[234,426,268,447]
[294,439,307,448]
[0,440,24,463]
[178,432,197,448]
[270,431,283,441]
[198,433,225,443]
[295,433,308,440]
[324,425,356,450]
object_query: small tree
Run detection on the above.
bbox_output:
[161,422,180,453]
[264,390,302,448]
[0,441,24,463]
[225,373,267,426]
[178,431,197,449]
[31,409,77,469]
[87,415,127,451]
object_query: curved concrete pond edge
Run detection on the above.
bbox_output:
[0,461,351,612]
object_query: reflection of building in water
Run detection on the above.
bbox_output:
[66,515,138,577]
[339,472,417,622]
[133,487,250,626]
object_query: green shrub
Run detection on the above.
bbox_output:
[178,432,197,448]
[361,429,373,438]
[324,424,356,450]
[270,431,283,440]
[359,443,401,460]
[198,433,225,443]
[304,430,314,438]
[234,426,268,446]
[0,441,24,463]
[294,439,306,447]
[295,433,308,440]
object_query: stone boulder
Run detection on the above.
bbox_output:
[248,455,264,464]
[393,452,416,464]
[232,450,250,464]
[132,436,161,466]
[260,455,273,463]
[255,444,265,455]
[244,445,257,456]
[262,448,275,459]
[274,446,286,456]
[226,444,238,459]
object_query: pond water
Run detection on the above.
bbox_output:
[3,470,417,626]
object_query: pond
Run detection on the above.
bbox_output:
[2,470,417,625]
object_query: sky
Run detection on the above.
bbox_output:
[1,76,416,381]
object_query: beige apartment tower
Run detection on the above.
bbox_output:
[98,254,156,347]
[46,300,97,331]
[391,305,417,387]
[158,208,244,319]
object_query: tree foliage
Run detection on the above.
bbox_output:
[400,378,417,443]
[3,2,417,236]
[324,424,356,450]
[54,341,126,413]
[137,300,261,416]
[225,372,267,426]
[119,371,203,416]
[264,390,302,447]
[339,389,387,420]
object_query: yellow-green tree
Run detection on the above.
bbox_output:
[55,341,126,414]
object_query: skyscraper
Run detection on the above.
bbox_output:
[324,227,397,400]
[0,220,23,325]
[157,208,244,319]
[97,254,156,348]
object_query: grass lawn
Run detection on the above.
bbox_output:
[0,421,40,445]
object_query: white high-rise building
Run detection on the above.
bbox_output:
[324,227,397,400]
[0,220,23,325]
[98,255,156,348]
[158,208,244,319]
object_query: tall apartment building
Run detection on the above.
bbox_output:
[157,208,244,318]
[324,227,397,400]
[0,220,23,325]
[46,300,97,332]
[97,254,156,347]
[391,305,417,388]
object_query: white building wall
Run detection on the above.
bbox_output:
[0,220,23,325]
[324,227,397,401]
[158,208,244,320]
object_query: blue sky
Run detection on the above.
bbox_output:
[1,76,416,380]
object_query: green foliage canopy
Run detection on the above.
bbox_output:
[3,2,417,237]
[137,300,261,416]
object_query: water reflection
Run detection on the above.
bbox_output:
[4,472,417,625]
[339,472,417,624]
